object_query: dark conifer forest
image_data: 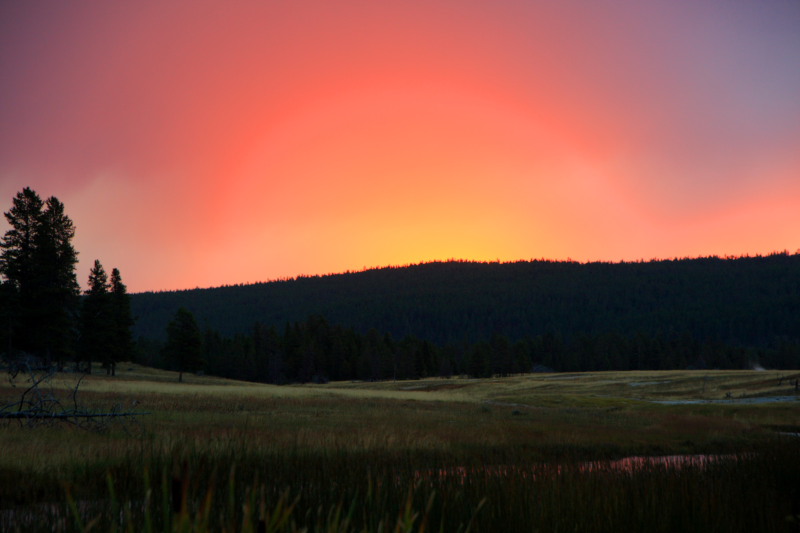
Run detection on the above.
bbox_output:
[131,255,800,382]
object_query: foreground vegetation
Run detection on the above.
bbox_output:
[1,367,799,532]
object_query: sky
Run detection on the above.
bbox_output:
[1,1,799,293]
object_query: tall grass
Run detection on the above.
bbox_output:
[3,369,799,531]
[3,437,799,532]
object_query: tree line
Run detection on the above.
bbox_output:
[131,256,800,349]
[137,308,800,385]
[130,254,800,381]
[0,187,134,374]
[5,186,796,383]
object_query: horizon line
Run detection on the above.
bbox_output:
[132,250,800,295]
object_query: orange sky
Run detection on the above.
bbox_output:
[1,1,799,292]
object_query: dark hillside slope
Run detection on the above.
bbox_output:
[131,254,800,350]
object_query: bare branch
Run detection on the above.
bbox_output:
[0,411,148,420]
[1,360,148,432]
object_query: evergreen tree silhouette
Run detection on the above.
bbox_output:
[163,307,203,382]
[79,260,112,374]
[108,268,134,376]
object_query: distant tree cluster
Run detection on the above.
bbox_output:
[0,187,134,373]
[136,310,800,385]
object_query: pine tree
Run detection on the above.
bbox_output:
[32,196,80,365]
[0,188,42,288]
[108,268,134,376]
[0,187,44,356]
[1,188,79,363]
[79,260,112,374]
[163,307,203,382]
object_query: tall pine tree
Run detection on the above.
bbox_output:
[1,188,44,357]
[79,260,112,374]
[108,267,134,376]
[33,197,80,365]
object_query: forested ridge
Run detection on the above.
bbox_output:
[131,254,800,380]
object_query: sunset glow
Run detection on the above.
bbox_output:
[2,1,799,292]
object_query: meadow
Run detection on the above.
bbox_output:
[1,366,799,532]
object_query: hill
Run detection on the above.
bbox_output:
[131,254,799,351]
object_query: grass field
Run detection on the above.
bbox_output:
[1,366,799,532]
